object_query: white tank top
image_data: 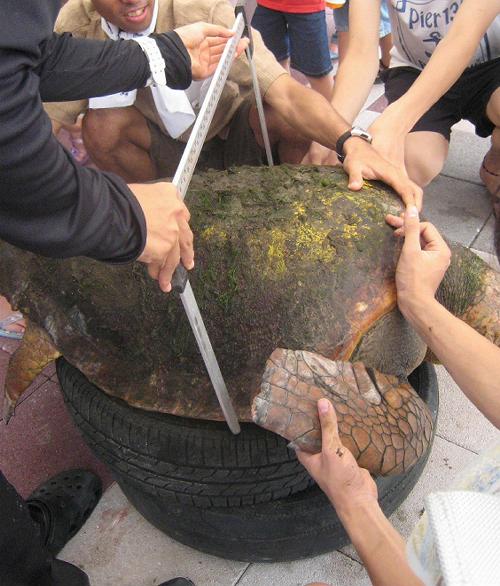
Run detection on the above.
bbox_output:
[388,0,500,70]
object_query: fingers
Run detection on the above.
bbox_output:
[385,213,404,229]
[199,23,236,39]
[419,221,449,253]
[317,398,342,454]
[178,218,195,270]
[157,240,181,293]
[345,162,364,191]
[401,204,422,252]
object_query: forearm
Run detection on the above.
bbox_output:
[332,52,379,124]
[401,298,500,428]
[265,76,350,150]
[380,0,500,133]
[331,0,381,123]
[339,502,423,586]
[37,32,191,102]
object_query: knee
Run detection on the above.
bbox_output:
[82,109,126,156]
[405,135,448,187]
[406,156,443,187]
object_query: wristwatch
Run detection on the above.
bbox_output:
[132,36,166,87]
[336,126,373,163]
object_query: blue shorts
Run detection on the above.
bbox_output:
[252,5,333,78]
[334,0,392,37]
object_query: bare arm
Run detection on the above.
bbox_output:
[387,208,500,429]
[370,0,500,166]
[297,399,423,586]
[331,0,381,123]
[265,75,423,206]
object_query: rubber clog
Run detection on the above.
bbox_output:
[27,469,102,555]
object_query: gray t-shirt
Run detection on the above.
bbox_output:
[388,0,500,69]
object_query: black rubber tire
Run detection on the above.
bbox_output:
[58,359,438,561]
[117,363,439,561]
[57,358,313,508]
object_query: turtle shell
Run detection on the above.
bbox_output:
[0,165,417,421]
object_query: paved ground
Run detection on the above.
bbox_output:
[1,73,499,586]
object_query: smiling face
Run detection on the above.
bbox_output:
[93,0,155,33]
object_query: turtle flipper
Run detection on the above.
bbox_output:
[3,320,61,423]
[252,348,433,476]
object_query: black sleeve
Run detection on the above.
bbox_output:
[38,31,192,102]
[0,0,191,263]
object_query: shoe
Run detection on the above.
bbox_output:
[0,311,24,340]
[27,469,102,555]
[158,578,195,586]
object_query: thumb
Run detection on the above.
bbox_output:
[402,204,421,252]
[317,398,341,454]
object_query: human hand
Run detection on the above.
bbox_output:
[368,107,408,171]
[130,182,194,292]
[301,142,340,166]
[342,138,423,210]
[386,204,451,316]
[175,22,249,80]
[297,398,378,518]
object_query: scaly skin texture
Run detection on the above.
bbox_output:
[252,349,433,476]
[3,320,61,421]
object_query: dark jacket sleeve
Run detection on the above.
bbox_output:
[38,31,192,102]
[0,0,191,263]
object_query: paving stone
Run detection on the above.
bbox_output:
[341,434,478,563]
[471,215,497,256]
[435,365,499,454]
[471,247,500,272]
[236,550,369,586]
[61,484,248,586]
[442,129,490,185]
[423,175,492,246]
[0,378,112,498]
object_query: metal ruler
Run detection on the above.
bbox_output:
[170,12,248,435]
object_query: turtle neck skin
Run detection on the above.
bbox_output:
[0,0,191,264]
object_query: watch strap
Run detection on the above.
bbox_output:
[132,36,166,87]
[335,127,372,163]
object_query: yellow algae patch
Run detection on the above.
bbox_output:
[200,225,228,243]
[267,228,287,276]
[292,201,307,219]
[295,224,335,263]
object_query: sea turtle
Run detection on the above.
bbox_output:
[1,165,499,478]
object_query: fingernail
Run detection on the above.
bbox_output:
[407,205,419,218]
[318,398,330,414]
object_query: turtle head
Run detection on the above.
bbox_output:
[435,243,500,351]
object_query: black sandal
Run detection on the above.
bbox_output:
[27,469,102,555]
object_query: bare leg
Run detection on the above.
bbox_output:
[82,106,155,183]
[404,131,449,187]
[480,87,500,199]
[306,72,334,101]
[279,57,291,73]
[249,103,311,164]
[379,33,393,68]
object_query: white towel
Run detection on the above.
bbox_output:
[89,0,196,139]
[426,491,500,586]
